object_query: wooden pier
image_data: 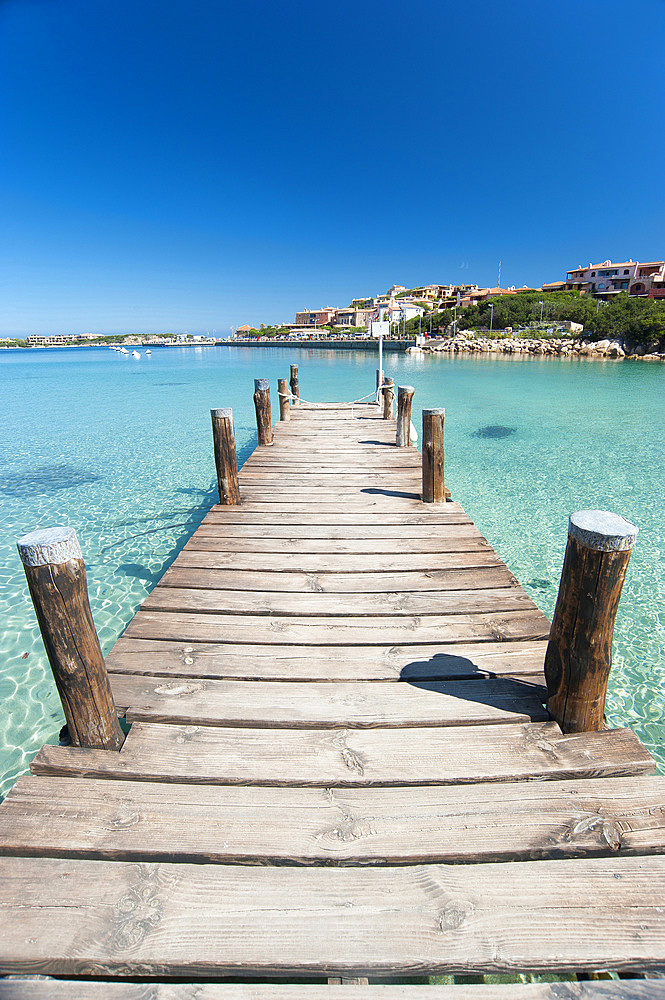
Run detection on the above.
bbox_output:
[2,373,665,997]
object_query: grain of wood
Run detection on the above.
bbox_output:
[192,524,477,540]
[105,638,549,681]
[141,586,537,618]
[2,854,665,977]
[183,537,493,554]
[1,985,664,1000]
[201,508,471,524]
[109,675,548,728]
[3,773,664,865]
[31,721,655,786]
[158,565,517,594]
[124,608,551,645]
[169,549,504,573]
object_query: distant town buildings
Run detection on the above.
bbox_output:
[278,260,664,336]
[565,260,665,299]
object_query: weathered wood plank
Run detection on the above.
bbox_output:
[192,524,478,540]
[202,508,471,524]
[124,608,551,645]
[2,855,665,977]
[238,474,422,484]
[237,489,424,502]
[110,675,548,728]
[170,549,504,573]
[141,586,537,618]
[31,721,655,786]
[105,638,549,681]
[228,498,439,511]
[183,537,493,554]
[4,774,665,865]
[2,984,664,1000]
[158,565,517,593]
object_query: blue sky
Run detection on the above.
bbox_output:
[1,0,664,335]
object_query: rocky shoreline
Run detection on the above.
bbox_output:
[409,335,665,361]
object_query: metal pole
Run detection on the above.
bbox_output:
[378,327,383,402]
[490,303,494,333]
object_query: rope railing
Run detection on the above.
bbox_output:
[276,385,390,409]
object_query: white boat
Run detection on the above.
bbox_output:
[132,350,141,359]
[120,347,129,355]
[145,349,152,355]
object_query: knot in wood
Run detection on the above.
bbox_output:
[438,901,471,930]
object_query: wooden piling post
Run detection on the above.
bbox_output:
[16,527,125,751]
[422,407,445,502]
[396,385,415,446]
[278,378,291,421]
[253,378,273,446]
[290,365,300,405]
[376,369,384,391]
[544,510,638,733]
[210,407,240,505]
[382,377,394,420]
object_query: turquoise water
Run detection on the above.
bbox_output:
[1,345,663,795]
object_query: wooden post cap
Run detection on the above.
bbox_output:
[568,510,638,552]
[254,378,270,391]
[422,407,445,417]
[398,384,415,394]
[17,526,82,567]
[210,407,233,420]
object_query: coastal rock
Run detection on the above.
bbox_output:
[607,342,625,358]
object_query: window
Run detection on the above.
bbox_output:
[591,272,596,277]
[624,269,629,274]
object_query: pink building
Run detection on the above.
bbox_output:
[565,259,665,297]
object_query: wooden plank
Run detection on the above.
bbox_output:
[192,524,478,539]
[2,854,665,976]
[202,508,471,524]
[4,774,665,866]
[158,565,517,593]
[229,498,439,510]
[31,721,655,786]
[141,586,537,617]
[105,637,549,680]
[240,461,422,471]
[237,490,424,502]
[124,608,551,644]
[183,537,493,554]
[238,474,422,484]
[2,984,665,1000]
[170,549,504,573]
[110,675,548,728]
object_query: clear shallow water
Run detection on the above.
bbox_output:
[1,345,663,795]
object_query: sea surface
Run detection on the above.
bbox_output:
[1,344,664,795]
